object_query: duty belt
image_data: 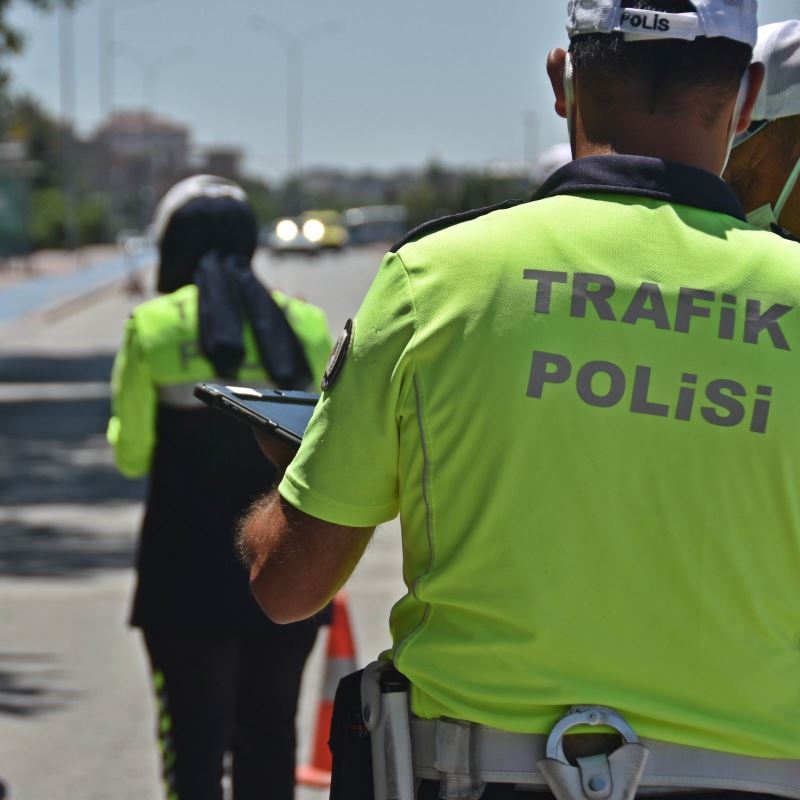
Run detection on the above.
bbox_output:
[360,663,800,800]
[411,711,800,800]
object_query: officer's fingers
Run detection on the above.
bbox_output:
[252,428,297,472]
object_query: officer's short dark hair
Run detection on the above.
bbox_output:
[569,1,753,119]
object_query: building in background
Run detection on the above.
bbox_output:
[199,147,243,183]
[88,111,190,230]
[0,92,555,252]
[301,167,416,208]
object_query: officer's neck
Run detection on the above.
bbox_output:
[573,110,731,176]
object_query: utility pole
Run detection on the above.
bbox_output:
[59,6,80,253]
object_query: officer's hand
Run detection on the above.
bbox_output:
[253,429,297,473]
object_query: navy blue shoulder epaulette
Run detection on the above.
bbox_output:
[390,197,530,253]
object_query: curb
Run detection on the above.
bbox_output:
[39,266,150,323]
[0,262,152,342]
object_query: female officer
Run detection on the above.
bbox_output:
[108,175,332,800]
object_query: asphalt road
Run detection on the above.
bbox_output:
[0,247,405,800]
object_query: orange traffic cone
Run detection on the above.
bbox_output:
[296,592,358,788]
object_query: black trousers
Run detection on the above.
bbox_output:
[144,628,318,800]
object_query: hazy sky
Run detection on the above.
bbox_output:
[6,0,800,181]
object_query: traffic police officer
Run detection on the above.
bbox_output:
[241,1,800,797]
[726,20,800,235]
[107,175,332,800]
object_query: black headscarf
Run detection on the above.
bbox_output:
[157,193,257,294]
[155,180,312,388]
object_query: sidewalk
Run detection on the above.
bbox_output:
[0,246,153,329]
[0,247,116,289]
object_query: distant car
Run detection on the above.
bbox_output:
[345,205,409,246]
[116,229,148,257]
[266,210,349,255]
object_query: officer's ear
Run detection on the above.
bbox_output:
[547,48,568,119]
[736,61,765,134]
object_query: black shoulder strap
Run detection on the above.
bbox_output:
[390,197,530,252]
[771,223,800,244]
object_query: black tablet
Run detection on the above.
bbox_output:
[193,383,319,447]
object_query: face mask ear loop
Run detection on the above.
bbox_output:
[774,157,800,222]
[722,72,750,176]
[564,52,576,153]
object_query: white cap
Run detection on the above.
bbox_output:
[566,0,758,47]
[152,175,248,245]
[750,21,800,122]
[732,21,800,147]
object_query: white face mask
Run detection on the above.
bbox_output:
[721,72,750,177]
[563,52,576,151]
[745,157,800,230]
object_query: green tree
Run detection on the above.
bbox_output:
[402,161,457,228]
[0,0,76,85]
[0,2,82,250]
[5,94,66,187]
[29,186,65,249]
[240,177,280,225]
[78,192,110,244]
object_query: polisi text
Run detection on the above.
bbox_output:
[527,351,772,434]
[619,11,671,32]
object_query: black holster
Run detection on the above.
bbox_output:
[330,668,375,800]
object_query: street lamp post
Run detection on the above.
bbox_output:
[98,0,156,120]
[249,16,341,178]
[287,38,302,177]
[58,5,80,253]
[114,44,192,113]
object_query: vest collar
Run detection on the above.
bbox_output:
[535,155,747,222]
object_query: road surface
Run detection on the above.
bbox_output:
[0,247,405,800]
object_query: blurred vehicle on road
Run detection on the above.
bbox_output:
[345,205,408,245]
[115,228,148,257]
[266,209,349,256]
